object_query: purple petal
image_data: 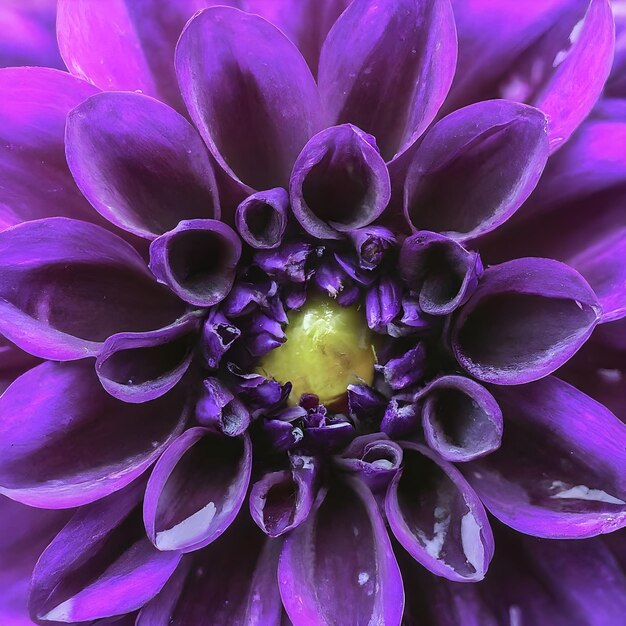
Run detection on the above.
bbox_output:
[386,441,494,581]
[318,0,457,162]
[381,399,420,438]
[451,257,601,384]
[30,481,181,623]
[66,91,220,240]
[195,377,251,436]
[349,225,397,270]
[144,427,252,552]
[255,242,313,285]
[0,337,40,396]
[236,188,289,250]
[290,124,391,240]
[0,361,187,508]
[279,477,404,626]
[149,219,241,307]
[176,6,323,191]
[365,276,402,332]
[464,376,626,538]
[419,375,502,462]
[201,310,241,369]
[404,100,549,241]
[376,342,427,390]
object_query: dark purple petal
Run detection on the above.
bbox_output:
[30,481,182,623]
[149,219,241,307]
[222,279,278,317]
[386,441,494,581]
[227,366,287,413]
[404,100,549,241]
[96,313,201,404]
[262,419,304,452]
[365,276,402,332]
[301,421,356,453]
[347,383,387,427]
[0,337,40,396]
[195,377,251,436]
[279,477,404,626]
[255,242,313,284]
[451,258,601,384]
[381,399,420,438]
[176,6,323,191]
[0,68,99,229]
[236,188,289,250]
[376,342,427,390]
[0,361,187,508]
[400,231,483,315]
[464,376,626,538]
[201,309,241,369]
[0,218,184,360]
[318,0,457,162]
[348,225,397,270]
[419,375,502,462]
[290,124,391,240]
[144,427,252,552]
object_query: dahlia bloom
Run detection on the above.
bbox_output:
[0,0,625,625]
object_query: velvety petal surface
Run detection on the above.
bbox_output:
[236,188,289,250]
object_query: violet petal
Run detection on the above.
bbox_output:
[377,343,427,390]
[236,188,289,250]
[195,377,251,437]
[365,276,402,332]
[201,309,241,369]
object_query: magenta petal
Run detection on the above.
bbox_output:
[0,218,184,361]
[0,361,187,508]
[404,100,549,242]
[318,0,457,162]
[175,6,323,191]
[30,481,182,624]
[0,68,99,230]
[66,91,220,240]
[144,427,252,553]
[451,258,601,385]
[279,477,404,626]
[464,376,626,538]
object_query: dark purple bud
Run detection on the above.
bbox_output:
[222,279,278,318]
[400,231,483,316]
[365,275,402,333]
[387,295,435,337]
[335,433,403,491]
[334,251,377,286]
[381,399,420,438]
[419,375,503,462]
[227,364,287,413]
[336,284,361,307]
[314,258,352,298]
[149,219,242,307]
[255,241,313,284]
[284,284,308,310]
[262,419,304,452]
[376,343,427,390]
[290,124,391,240]
[349,225,397,270]
[241,312,286,358]
[347,383,387,425]
[235,187,288,249]
[196,377,251,437]
[201,309,241,369]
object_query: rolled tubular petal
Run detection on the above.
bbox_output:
[279,477,404,626]
[419,375,503,462]
[30,481,182,624]
[404,100,549,241]
[176,6,323,191]
[0,360,187,508]
[386,442,494,582]
[318,0,457,162]
[149,219,241,307]
[195,377,251,436]
[144,427,252,552]
[66,91,220,240]
[0,68,99,229]
[236,188,288,249]
[96,313,201,404]
[0,218,184,361]
[451,258,601,384]
[400,231,483,315]
[201,310,241,369]
[381,399,420,439]
[464,376,626,538]
[349,225,397,270]
[290,124,391,240]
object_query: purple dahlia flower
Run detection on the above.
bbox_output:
[0,0,625,624]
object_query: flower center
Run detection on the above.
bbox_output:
[256,297,376,407]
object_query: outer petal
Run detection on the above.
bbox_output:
[0,360,187,508]
[175,6,323,191]
[318,0,458,162]
[66,91,220,240]
[464,376,626,538]
[404,100,549,241]
[0,68,99,229]
[0,337,39,396]
[143,427,252,552]
[0,218,184,360]
[451,258,601,384]
[279,477,404,626]
[386,442,494,582]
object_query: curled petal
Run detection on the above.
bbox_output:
[349,225,397,270]
[0,217,184,360]
[376,343,427,390]
[451,258,601,384]
[0,361,187,508]
[400,231,483,315]
[365,276,402,332]
[464,376,626,538]
[255,242,313,284]
[144,427,252,552]
[176,6,323,191]
[404,100,549,241]
[419,375,502,462]
[318,0,457,162]
[149,219,241,307]
[381,399,420,439]
[195,377,251,437]
[96,313,201,403]
[279,477,404,626]
[386,442,494,582]
[290,124,391,240]
[236,188,289,250]
[201,310,241,369]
